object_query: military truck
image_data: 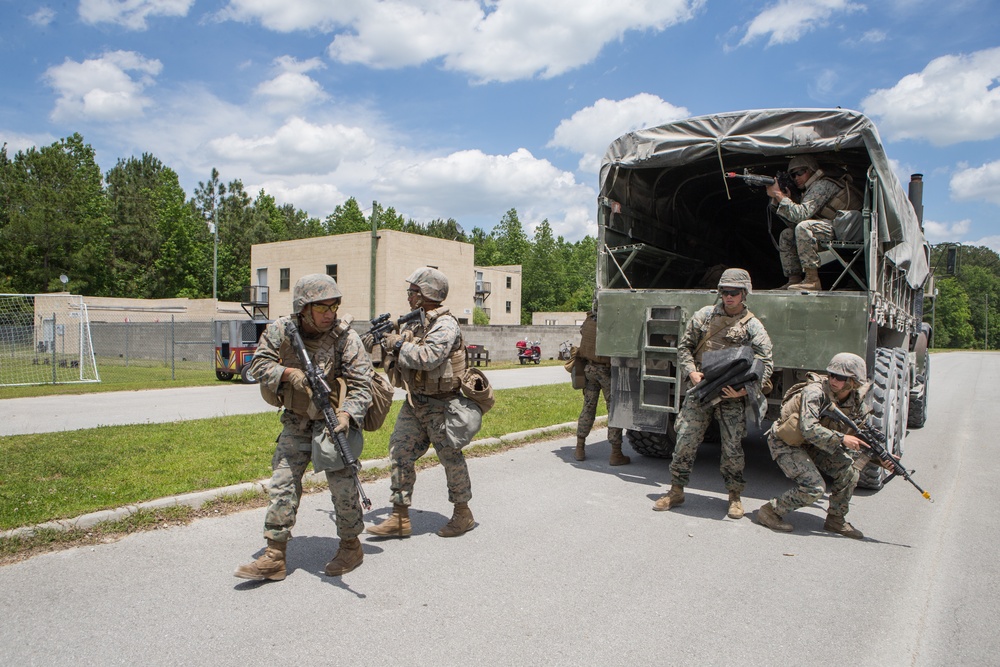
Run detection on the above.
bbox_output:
[595,109,932,489]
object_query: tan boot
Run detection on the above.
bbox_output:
[234,538,287,581]
[780,273,804,289]
[756,502,793,532]
[437,502,476,537]
[824,514,864,539]
[788,268,821,291]
[652,485,685,511]
[609,442,631,466]
[727,491,744,519]
[324,537,363,576]
[365,504,412,537]
[574,437,586,461]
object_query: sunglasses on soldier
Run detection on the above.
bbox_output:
[719,289,742,297]
[789,168,809,178]
[829,372,850,382]
[310,302,339,314]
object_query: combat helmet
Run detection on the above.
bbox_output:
[406,267,449,302]
[788,154,819,174]
[718,268,752,295]
[826,353,866,383]
[292,274,342,314]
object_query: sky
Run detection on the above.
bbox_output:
[1,0,999,254]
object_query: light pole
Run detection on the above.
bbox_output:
[212,206,218,300]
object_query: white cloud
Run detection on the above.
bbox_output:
[737,0,864,47]
[80,0,194,30]
[28,7,56,27]
[44,51,163,122]
[922,218,971,244]
[859,29,886,43]
[253,56,329,113]
[970,236,1000,255]
[207,117,377,176]
[951,160,1000,206]
[548,94,690,172]
[861,46,1000,146]
[222,0,704,82]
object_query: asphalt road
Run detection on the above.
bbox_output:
[0,352,997,665]
[1,365,569,436]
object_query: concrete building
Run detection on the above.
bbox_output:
[531,311,587,326]
[250,230,521,325]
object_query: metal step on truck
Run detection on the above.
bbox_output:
[595,108,933,490]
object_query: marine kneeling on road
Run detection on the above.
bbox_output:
[756,352,889,539]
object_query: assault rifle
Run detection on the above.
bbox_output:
[367,308,424,347]
[285,320,371,510]
[821,403,932,502]
[726,169,800,200]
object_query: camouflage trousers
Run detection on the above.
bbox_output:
[767,435,859,519]
[263,422,364,543]
[779,219,833,274]
[577,361,623,446]
[669,395,746,493]
[388,395,472,507]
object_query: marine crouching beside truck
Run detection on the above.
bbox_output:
[594,108,932,490]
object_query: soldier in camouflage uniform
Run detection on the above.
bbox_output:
[757,353,884,539]
[366,267,477,539]
[234,274,374,581]
[767,154,862,291]
[575,309,629,465]
[652,269,773,520]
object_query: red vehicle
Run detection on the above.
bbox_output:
[516,339,541,365]
[215,285,270,383]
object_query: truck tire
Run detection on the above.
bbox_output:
[858,347,908,490]
[216,370,234,381]
[239,363,259,385]
[908,333,929,429]
[626,426,676,459]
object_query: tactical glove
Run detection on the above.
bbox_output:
[334,411,351,433]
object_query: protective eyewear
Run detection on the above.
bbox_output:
[719,289,743,297]
[829,372,850,382]
[310,302,339,314]
[789,168,809,178]
[406,288,421,295]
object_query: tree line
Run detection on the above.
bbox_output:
[0,134,596,324]
[926,243,1000,349]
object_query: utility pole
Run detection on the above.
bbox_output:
[212,204,218,301]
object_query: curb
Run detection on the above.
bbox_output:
[1,417,605,540]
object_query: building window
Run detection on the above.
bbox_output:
[545,319,556,325]
[279,268,290,291]
[506,276,512,289]
[506,301,511,314]
[326,264,338,282]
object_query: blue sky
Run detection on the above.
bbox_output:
[2,0,999,253]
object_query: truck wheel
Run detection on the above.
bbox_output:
[239,363,259,384]
[858,347,907,490]
[908,333,929,429]
[216,370,234,381]
[626,422,677,459]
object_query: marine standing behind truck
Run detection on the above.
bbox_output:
[574,309,630,465]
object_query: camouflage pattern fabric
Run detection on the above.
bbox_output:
[778,219,834,274]
[677,304,773,386]
[775,175,843,225]
[576,361,623,446]
[263,414,364,542]
[387,398,472,506]
[766,379,867,517]
[670,396,748,493]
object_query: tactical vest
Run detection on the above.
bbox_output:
[807,170,864,221]
[577,314,609,365]
[773,373,855,446]
[260,315,354,417]
[693,309,755,365]
[400,307,467,396]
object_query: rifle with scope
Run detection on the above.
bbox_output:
[821,403,932,502]
[366,308,424,348]
[726,169,800,200]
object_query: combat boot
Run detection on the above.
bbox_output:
[652,485,685,511]
[824,514,864,539]
[574,437,586,461]
[727,491,744,519]
[609,442,631,466]
[756,502,793,532]
[233,538,287,581]
[365,504,412,537]
[780,273,804,289]
[324,537,363,576]
[437,502,476,537]
[788,268,821,292]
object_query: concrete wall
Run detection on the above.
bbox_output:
[531,311,587,326]
[461,324,581,362]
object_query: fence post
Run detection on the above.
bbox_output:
[171,315,176,380]
[51,312,57,384]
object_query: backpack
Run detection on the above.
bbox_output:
[363,371,395,431]
[772,373,825,445]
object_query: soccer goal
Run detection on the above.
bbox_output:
[0,294,100,386]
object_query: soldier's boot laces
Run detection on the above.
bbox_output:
[789,268,821,292]
[757,502,793,532]
[780,273,804,289]
[824,514,864,539]
[365,504,412,537]
[652,485,685,511]
[437,502,476,537]
[233,538,287,581]
[609,442,631,466]
[574,437,586,461]
[727,491,744,519]
[324,537,363,576]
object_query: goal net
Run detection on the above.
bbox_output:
[0,293,100,386]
